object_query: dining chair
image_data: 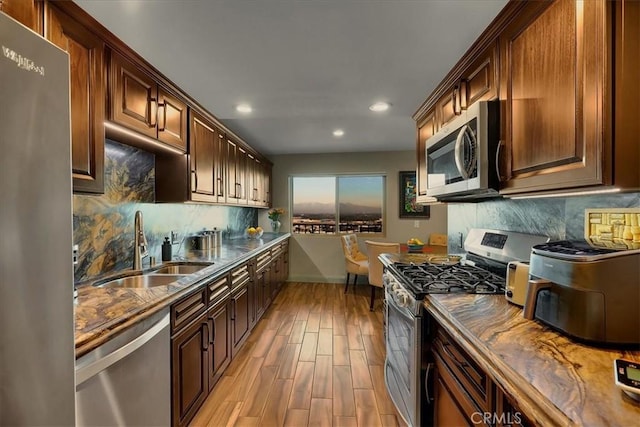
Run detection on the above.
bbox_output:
[340,234,369,293]
[365,240,400,311]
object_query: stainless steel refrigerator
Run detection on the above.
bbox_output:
[0,12,75,425]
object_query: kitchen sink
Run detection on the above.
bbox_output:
[94,274,187,289]
[150,264,210,275]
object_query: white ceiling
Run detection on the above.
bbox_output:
[74,0,508,156]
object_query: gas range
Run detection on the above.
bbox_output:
[382,229,549,314]
[383,229,549,427]
[387,261,505,299]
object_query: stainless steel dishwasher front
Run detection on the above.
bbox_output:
[75,308,171,426]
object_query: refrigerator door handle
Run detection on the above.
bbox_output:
[75,312,170,385]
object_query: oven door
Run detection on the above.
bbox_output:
[384,277,423,427]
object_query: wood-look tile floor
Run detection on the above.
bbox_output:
[189,281,407,427]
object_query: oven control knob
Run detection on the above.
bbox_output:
[396,290,409,307]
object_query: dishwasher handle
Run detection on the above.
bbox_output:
[76,312,170,386]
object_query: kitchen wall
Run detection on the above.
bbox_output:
[265,151,448,283]
[73,140,257,283]
[447,193,640,253]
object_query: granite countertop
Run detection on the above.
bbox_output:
[425,294,640,426]
[74,233,290,358]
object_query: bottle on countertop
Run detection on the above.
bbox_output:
[162,237,172,261]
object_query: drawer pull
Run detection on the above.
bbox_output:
[438,338,468,369]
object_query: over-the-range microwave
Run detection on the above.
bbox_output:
[424,100,500,201]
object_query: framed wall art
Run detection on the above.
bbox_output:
[399,171,430,218]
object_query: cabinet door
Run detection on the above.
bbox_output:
[434,375,472,427]
[207,299,230,391]
[495,387,529,427]
[262,162,272,207]
[231,285,250,357]
[45,3,105,194]
[171,317,209,427]
[158,87,187,151]
[499,0,607,194]
[226,137,249,204]
[253,268,266,321]
[213,127,226,203]
[225,137,239,200]
[247,153,258,205]
[236,145,248,204]
[1,0,42,33]
[109,51,157,139]
[416,109,437,198]
[461,41,498,108]
[190,112,215,198]
[436,88,458,128]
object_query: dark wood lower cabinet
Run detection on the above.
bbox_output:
[172,315,208,427]
[207,296,230,392]
[434,374,473,427]
[171,240,289,426]
[231,283,250,357]
[432,324,528,427]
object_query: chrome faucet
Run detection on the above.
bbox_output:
[133,210,149,270]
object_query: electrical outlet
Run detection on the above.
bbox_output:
[171,230,179,244]
[414,220,420,228]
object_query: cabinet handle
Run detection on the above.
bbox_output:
[217,176,224,197]
[157,101,166,131]
[149,98,157,127]
[458,79,467,111]
[452,87,461,115]
[209,318,215,344]
[202,322,209,351]
[495,140,504,182]
[231,299,236,321]
[191,170,198,190]
[437,338,468,369]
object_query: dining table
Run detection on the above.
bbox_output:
[398,244,449,255]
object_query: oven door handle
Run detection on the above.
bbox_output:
[424,362,434,403]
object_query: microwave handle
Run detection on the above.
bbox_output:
[454,125,476,180]
[495,140,504,181]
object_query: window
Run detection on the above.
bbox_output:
[291,175,385,234]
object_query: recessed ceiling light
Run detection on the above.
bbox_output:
[369,101,391,112]
[236,103,252,114]
[333,129,344,137]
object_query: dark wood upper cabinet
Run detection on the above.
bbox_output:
[1,0,42,33]
[191,113,216,197]
[414,0,638,197]
[158,87,188,151]
[189,111,226,203]
[462,41,498,108]
[499,0,607,193]
[416,109,436,200]
[45,2,105,194]
[109,50,187,152]
[225,137,249,204]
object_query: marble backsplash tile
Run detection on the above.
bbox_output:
[73,140,258,283]
[447,193,640,253]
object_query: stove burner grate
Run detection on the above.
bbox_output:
[390,261,505,296]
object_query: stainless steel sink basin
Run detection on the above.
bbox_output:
[94,274,187,289]
[150,264,210,275]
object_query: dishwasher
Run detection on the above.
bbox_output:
[75,308,171,426]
